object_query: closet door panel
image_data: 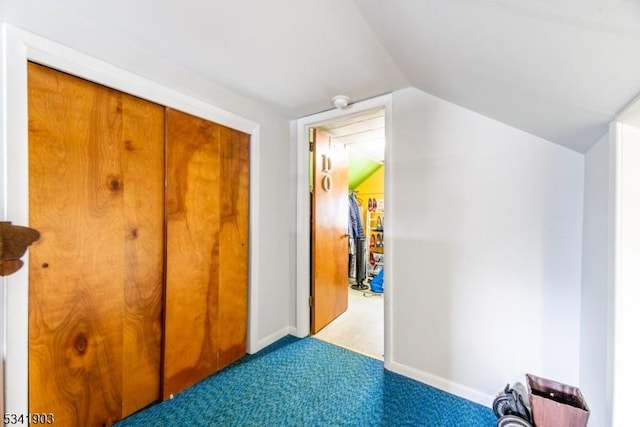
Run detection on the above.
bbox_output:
[217,126,249,370]
[28,62,125,426]
[121,96,165,416]
[28,63,165,424]
[163,109,221,398]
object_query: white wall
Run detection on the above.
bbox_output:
[580,132,613,427]
[1,0,292,414]
[611,122,640,426]
[387,87,585,403]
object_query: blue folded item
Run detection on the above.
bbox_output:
[370,268,384,293]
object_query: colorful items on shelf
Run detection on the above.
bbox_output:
[369,233,383,248]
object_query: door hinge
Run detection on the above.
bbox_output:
[308,128,315,152]
[309,296,314,307]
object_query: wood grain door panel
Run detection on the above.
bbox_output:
[28,63,126,426]
[217,125,249,370]
[311,128,349,334]
[163,110,249,398]
[28,63,164,425]
[163,109,221,398]
[121,94,165,418]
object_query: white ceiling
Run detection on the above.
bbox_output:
[17,0,640,152]
[320,109,386,162]
[356,0,640,152]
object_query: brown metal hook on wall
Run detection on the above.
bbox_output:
[0,221,40,276]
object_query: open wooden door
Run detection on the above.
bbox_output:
[311,128,349,334]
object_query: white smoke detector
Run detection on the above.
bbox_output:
[331,95,350,110]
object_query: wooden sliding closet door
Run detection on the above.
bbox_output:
[163,109,249,399]
[28,63,165,425]
[216,125,250,370]
[120,95,165,417]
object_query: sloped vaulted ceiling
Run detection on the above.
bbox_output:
[354,0,640,152]
[6,0,640,152]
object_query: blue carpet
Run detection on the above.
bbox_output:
[115,336,496,426]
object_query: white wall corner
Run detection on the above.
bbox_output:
[606,122,618,427]
[579,129,614,427]
[251,327,292,355]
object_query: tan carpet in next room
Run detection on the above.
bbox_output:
[313,287,384,360]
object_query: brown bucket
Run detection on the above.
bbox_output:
[526,373,589,427]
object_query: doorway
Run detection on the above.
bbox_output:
[297,97,390,361]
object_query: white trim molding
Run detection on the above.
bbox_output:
[1,24,261,414]
[256,327,293,353]
[385,360,495,407]
[293,94,393,364]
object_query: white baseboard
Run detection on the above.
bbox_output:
[288,325,307,339]
[385,360,494,408]
[250,327,292,354]
[251,328,495,408]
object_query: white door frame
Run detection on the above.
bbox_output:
[1,24,262,415]
[294,94,393,368]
